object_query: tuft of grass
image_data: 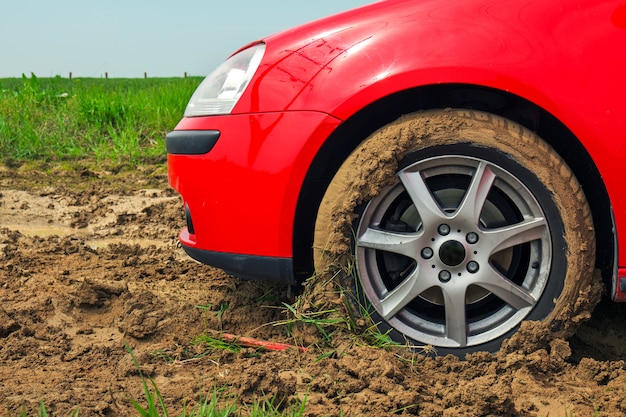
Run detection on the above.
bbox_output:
[247,393,309,417]
[195,302,229,332]
[191,334,242,353]
[282,264,433,359]
[0,73,201,164]
[127,345,310,417]
[276,300,347,343]
[127,345,170,417]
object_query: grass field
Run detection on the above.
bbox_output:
[0,74,202,165]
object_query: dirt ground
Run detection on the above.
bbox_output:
[2,163,626,417]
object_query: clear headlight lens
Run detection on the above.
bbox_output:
[184,43,266,117]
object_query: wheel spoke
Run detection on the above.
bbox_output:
[357,227,422,258]
[455,162,496,224]
[473,267,536,310]
[441,285,467,346]
[398,170,447,225]
[377,268,433,320]
[484,216,547,255]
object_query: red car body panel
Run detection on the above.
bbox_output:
[169,112,341,257]
[168,0,626,284]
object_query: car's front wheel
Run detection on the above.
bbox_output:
[314,109,596,356]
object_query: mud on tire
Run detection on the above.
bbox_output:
[313,109,597,356]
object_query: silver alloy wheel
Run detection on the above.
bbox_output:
[355,155,551,348]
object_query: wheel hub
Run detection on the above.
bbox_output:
[439,240,466,266]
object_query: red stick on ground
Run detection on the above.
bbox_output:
[222,333,307,352]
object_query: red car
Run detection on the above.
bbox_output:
[167,0,626,355]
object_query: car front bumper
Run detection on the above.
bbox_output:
[167,111,342,283]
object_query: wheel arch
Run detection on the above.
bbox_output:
[292,84,613,286]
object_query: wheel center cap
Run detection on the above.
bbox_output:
[439,240,466,266]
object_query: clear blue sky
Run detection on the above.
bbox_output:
[1,1,372,78]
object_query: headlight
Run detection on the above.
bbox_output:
[184,43,266,117]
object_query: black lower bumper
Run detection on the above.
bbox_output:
[182,245,296,284]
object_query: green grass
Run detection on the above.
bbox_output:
[20,347,313,417]
[127,346,310,417]
[0,73,202,164]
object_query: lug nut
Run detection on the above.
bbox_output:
[421,247,434,259]
[438,224,451,236]
[466,232,479,244]
[467,261,479,273]
[438,270,452,282]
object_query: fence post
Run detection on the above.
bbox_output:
[69,72,72,79]
[144,72,147,79]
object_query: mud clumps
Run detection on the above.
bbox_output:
[0,306,20,337]
[120,291,164,339]
[549,269,606,338]
[76,278,128,308]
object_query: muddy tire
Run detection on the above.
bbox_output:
[313,109,596,356]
